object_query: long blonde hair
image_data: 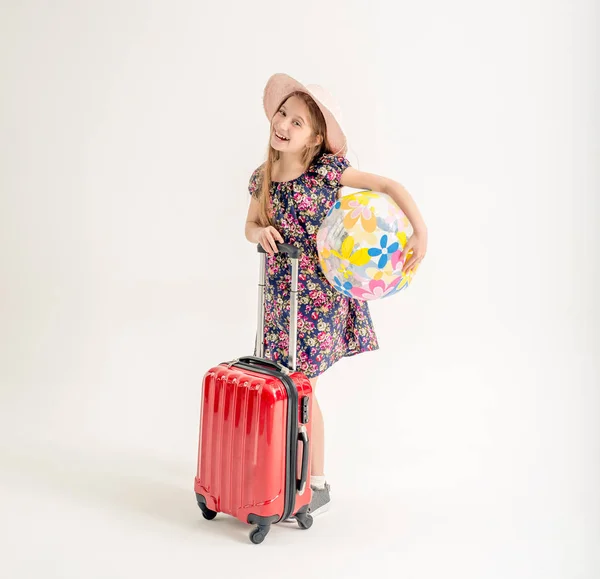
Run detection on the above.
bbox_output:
[257,91,329,227]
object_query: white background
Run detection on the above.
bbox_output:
[1,0,598,577]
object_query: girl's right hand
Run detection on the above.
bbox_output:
[258,226,284,256]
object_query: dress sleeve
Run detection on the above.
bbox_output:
[248,164,264,199]
[300,153,352,231]
[318,153,351,189]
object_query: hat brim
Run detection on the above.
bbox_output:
[263,73,347,156]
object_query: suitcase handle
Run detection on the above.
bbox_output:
[257,242,303,258]
[254,242,302,372]
[297,426,309,495]
[236,355,289,375]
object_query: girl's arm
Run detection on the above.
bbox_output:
[340,167,427,272]
[340,168,426,234]
[245,196,264,243]
[245,196,284,255]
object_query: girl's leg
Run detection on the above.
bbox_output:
[283,375,330,521]
[309,376,325,477]
[306,375,330,517]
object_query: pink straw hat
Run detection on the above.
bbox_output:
[263,73,348,156]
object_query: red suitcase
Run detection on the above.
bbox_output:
[194,243,314,544]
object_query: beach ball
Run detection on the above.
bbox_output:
[316,191,418,301]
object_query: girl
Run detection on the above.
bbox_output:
[245,73,428,519]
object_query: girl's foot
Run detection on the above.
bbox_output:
[282,482,331,522]
[307,481,331,517]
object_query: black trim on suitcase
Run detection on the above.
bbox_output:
[232,360,299,524]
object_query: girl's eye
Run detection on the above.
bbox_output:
[279,110,286,116]
[294,121,301,127]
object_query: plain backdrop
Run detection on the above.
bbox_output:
[1,0,598,577]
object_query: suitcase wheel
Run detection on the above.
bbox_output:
[249,524,270,544]
[201,508,217,521]
[197,502,217,520]
[295,513,313,530]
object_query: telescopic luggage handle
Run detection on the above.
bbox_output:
[255,243,303,372]
[257,243,302,258]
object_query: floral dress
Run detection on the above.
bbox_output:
[248,152,379,378]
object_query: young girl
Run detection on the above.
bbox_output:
[245,73,428,518]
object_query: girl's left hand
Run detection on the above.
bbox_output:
[402,229,428,273]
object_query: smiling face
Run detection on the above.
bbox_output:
[270,95,320,155]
